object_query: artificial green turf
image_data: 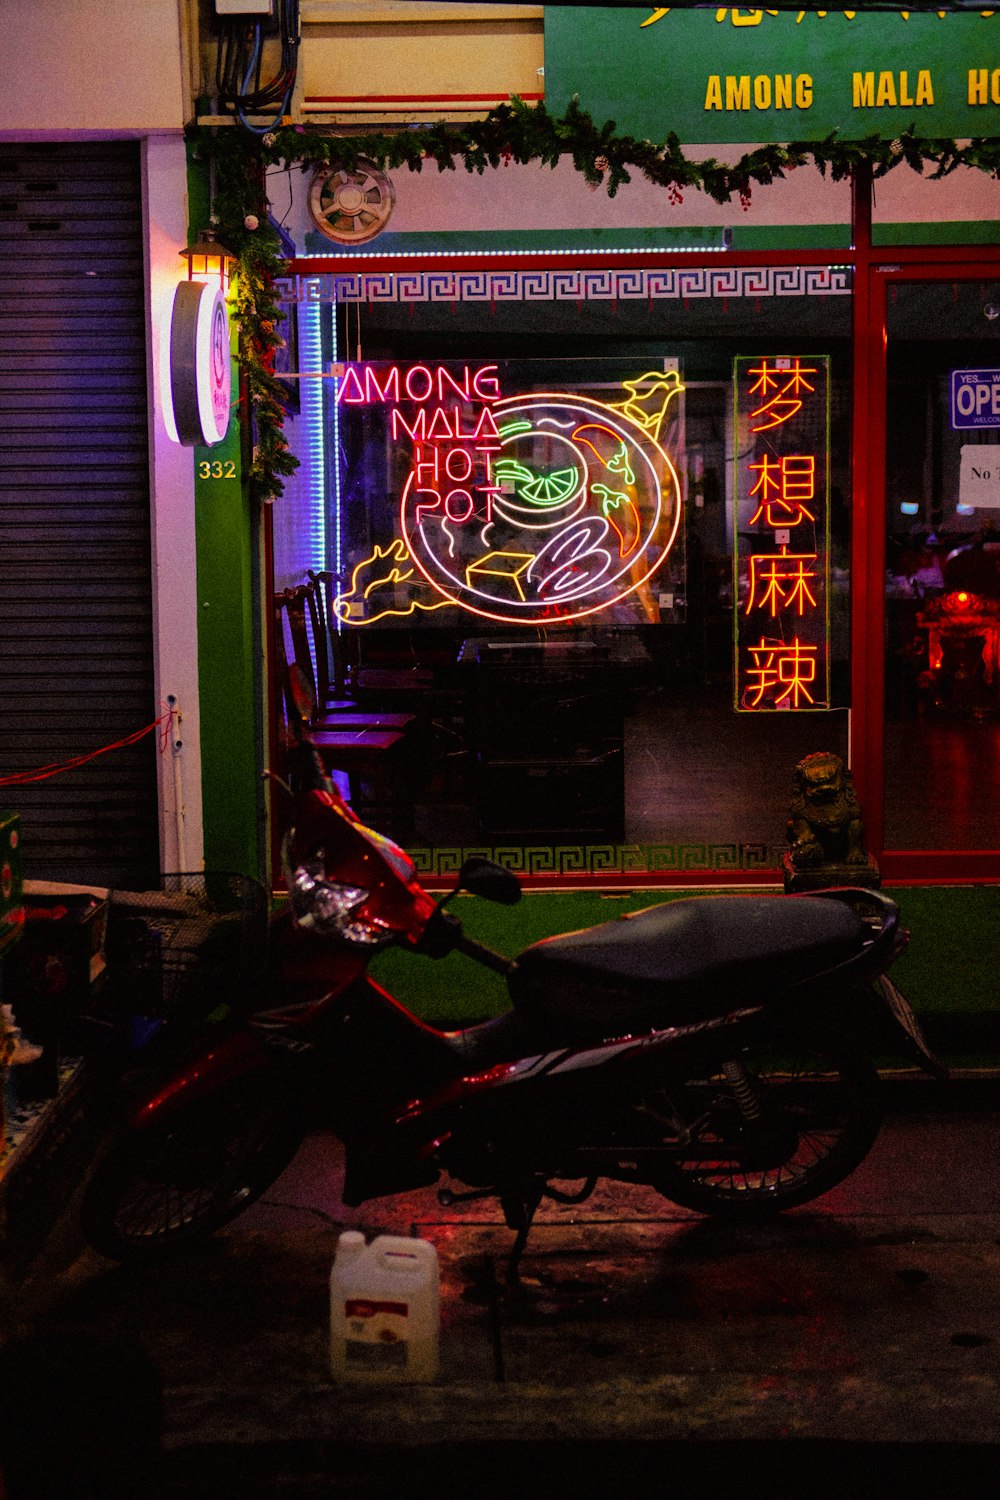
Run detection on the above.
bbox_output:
[369,888,659,1026]
[884,885,1000,1017]
[367,884,1000,1031]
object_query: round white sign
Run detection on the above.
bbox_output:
[161,281,232,447]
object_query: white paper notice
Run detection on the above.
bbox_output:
[959,446,1000,509]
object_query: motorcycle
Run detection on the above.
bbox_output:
[81,748,946,1288]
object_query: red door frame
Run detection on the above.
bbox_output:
[849,170,1000,883]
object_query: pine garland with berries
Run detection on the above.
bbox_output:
[195,97,1000,502]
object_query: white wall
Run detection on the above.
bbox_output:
[143,136,205,875]
[271,150,1000,255]
[0,0,188,135]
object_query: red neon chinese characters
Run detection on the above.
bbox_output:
[734,354,830,712]
[745,638,818,708]
[746,552,819,616]
[747,453,816,527]
[748,359,818,432]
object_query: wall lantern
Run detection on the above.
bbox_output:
[161,230,238,447]
[180,229,238,290]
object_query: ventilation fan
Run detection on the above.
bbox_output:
[308,161,396,245]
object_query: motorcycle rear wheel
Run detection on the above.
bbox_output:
[649,1035,882,1219]
[81,1071,305,1261]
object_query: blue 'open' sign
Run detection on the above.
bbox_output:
[951,369,1000,429]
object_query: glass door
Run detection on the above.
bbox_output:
[877,269,1000,877]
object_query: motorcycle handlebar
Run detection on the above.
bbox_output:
[453,931,516,977]
[412,906,514,976]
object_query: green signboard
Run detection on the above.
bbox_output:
[544,6,1000,144]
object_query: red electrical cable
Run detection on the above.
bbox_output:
[0,711,173,787]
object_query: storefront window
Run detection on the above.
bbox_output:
[275,267,852,880]
[884,278,1000,852]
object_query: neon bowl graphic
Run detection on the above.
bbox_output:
[400,387,683,625]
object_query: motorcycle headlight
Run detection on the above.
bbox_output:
[288,855,392,946]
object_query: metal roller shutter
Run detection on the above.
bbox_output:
[0,141,159,888]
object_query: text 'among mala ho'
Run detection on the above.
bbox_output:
[330,361,686,629]
[733,354,831,712]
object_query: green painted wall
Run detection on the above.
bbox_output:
[187,152,263,882]
[194,410,263,881]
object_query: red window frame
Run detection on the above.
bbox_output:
[273,175,1000,887]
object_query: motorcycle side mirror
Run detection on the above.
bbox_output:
[457,856,522,906]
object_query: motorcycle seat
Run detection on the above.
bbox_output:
[507,893,866,1041]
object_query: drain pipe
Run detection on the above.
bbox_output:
[168,695,188,874]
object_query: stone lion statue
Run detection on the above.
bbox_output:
[786,750,867,870]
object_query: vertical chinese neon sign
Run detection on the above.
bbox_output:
[733,354,831,712]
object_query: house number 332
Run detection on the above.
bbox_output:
[197,460,237,480]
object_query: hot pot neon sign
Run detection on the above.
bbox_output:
[334,362,684,626]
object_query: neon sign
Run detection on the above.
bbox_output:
[333,362,685,627]
[734,354,831,711]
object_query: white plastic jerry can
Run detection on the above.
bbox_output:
[330,1231,440,1383]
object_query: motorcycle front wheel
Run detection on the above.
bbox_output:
[648,1034,883,1219]
[81,1070,306,1261]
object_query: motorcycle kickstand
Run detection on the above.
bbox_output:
[500,1186,544,1297]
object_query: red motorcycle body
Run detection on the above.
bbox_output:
[82,771,944,1265]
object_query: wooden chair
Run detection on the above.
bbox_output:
[300,573,348,710]
[273,589,315,738]
[284,582,416,734]
[273,589,413,838]
[307,569,354,705]
[281,583,326,712]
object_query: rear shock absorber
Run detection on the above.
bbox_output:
[722,1058,763,1121]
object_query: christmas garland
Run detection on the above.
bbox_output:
[194,96,1000,502]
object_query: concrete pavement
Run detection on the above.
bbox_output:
[8,1082,1000,1496]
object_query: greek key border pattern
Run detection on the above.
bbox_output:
[276,267,851,307]
[408,843,778,880]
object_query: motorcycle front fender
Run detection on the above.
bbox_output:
[876,974,949,1079]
